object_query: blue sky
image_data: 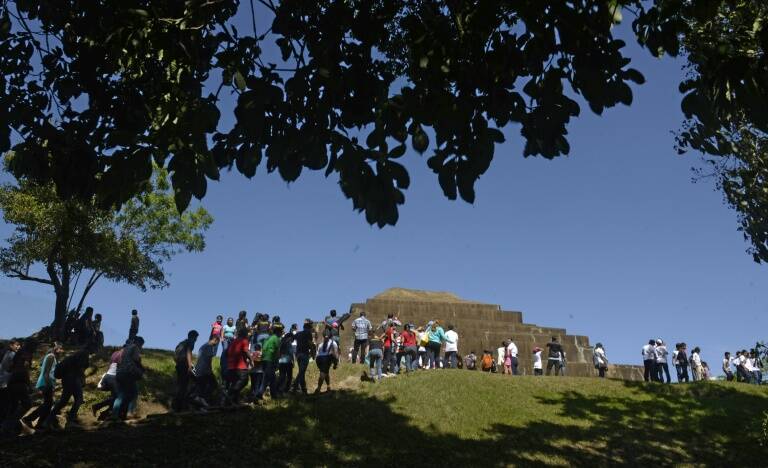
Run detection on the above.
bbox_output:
[1,14,766,375]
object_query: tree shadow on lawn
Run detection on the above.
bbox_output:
[2,382,766,467]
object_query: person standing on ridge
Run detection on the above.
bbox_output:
[444,325,459,369]
[351,311,372,364]
[722,352,734,381]
[654,339,670,383]
[128,309,140,342]
[545,337,564,376]
[593,343,608,378]
[532,347,543,376]
[506,339,519,375]
[642,339,656,382]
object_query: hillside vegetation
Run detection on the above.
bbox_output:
[2,348,766,467]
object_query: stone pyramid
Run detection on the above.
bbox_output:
[338,288,642,379]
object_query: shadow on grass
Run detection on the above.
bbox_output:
[1,381,766,467]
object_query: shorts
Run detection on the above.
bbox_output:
[316,355,333,373]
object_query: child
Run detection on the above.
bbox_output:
[248,344,263,401]
[532,347,543,376]
[480,350,494,373]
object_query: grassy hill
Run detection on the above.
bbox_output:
[2,348,767,467]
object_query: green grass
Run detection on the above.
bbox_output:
[3,349,767,467]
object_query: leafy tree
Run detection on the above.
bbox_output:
[0,164,213,338]
[642,1,768,262]
[0,1,766,259]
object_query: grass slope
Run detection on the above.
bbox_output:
[2,349,767,467]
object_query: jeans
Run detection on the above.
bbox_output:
[656,362,671,383]
[227,369,249,403]
[404,346,418,371]
[383,346,396,373]
[50,375,83,420]
[427,342,441,369]
[174,364,191,411]
[417,350,427,369]
[368,349,383,381]
[598,366,606,378]
[277,362,293,393]
[25,385,54,427]
[190,374,217,404]
[292,353,310,393]
[677,364,690,382]
[511,356,519,375]
[445,351,458,369]
[545,359,562,376]
[534,368,543,376]
[753,371,763,385]
[643,359,655,382]
[257,361,278,398]
[2,382,32,432]
[114,375,139,419]
[352,339,368,364]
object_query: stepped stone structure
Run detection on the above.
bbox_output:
[339,288,643,380]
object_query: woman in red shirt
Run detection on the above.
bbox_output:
[400,324,418,372]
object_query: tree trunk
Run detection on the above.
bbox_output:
[51,287,69,340]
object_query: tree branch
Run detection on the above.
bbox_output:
[6,268,54,285]
[74,270,103,313]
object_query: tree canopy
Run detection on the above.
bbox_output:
[0,1,766,260]
[0,163,213,335]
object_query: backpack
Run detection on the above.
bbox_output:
[481,353,493,371]
[419,333,429,347]
[592,350,601,368]
[174,340,188,364]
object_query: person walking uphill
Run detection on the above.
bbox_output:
[114,337,145,420]
[255,328,279,400]
[1,340,37,435]
[351,312,372,364]
[290,322,314,395]
[44,342,97,429]
[173,330,199,412]
[23,342,63,429]
[314,335,339,393]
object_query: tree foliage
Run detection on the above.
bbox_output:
[0,162,212,332]
[0,1,766,259]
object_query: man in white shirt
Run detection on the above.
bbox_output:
[642,340,656,382]
[444,325,459,369]
[722,352,734,381]
[532,347,543,376]
[506,340,519,375]
[654,339,670,383]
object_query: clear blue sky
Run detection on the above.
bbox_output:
[1,14,766,375]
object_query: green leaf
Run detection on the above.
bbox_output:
[234,71,246,91]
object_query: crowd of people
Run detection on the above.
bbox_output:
[0,308,764,437]
[640,339,764,384]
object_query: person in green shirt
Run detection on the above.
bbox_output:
[255,328,280,400]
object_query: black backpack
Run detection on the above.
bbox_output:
[174,340,189,364]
